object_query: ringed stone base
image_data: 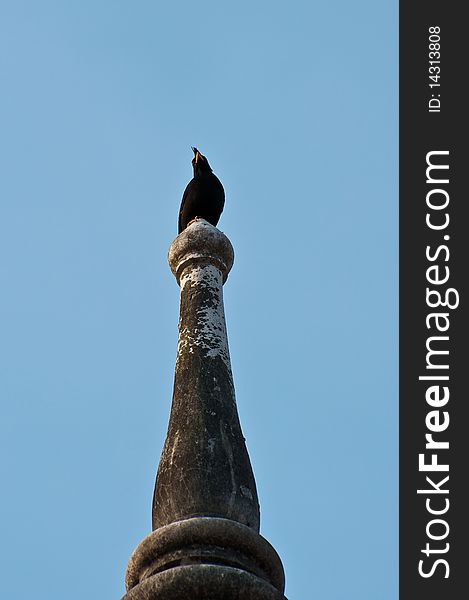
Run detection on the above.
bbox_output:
[123,517,287,600]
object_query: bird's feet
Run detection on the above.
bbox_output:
[187,216,202,228]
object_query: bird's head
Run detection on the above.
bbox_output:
[191,147,212,175]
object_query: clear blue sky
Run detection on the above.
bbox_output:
[0,2,397,598]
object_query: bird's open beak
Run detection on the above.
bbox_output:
[191,146,199,164]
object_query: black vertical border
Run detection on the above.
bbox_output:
[400,3,467,599]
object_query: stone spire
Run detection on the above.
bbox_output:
[122,219,287,600]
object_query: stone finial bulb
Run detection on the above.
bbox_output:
[168,219,234,285]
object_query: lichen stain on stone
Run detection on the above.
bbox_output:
[240,485,254,501]
[177,264,232,369]
[220,424,237,520]
[169,430,180,467]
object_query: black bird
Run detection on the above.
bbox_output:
[178,147,225,234]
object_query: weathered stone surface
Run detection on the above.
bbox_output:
[152,220,259,531]
[125,517,285,593]
[168,218,234,285]
[125,564,285,600]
